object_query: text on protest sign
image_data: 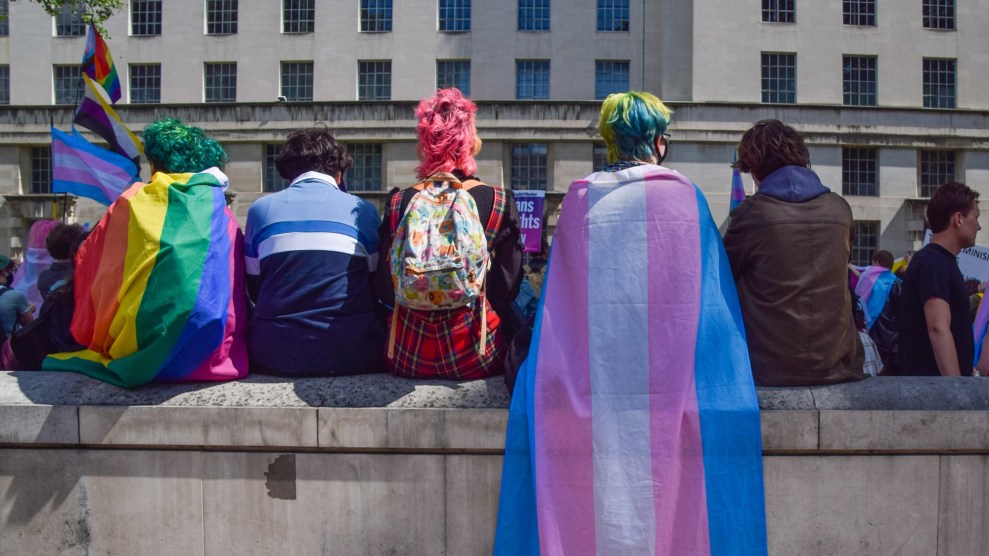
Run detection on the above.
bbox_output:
[514,190,545,253]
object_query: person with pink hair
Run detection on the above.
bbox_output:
[374,88,523,379]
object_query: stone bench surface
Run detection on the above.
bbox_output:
[3,371,989,410]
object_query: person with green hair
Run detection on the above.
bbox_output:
[495,92,767,554]
[43,119,249,386]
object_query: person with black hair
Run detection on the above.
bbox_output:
[244,126,386,375]
[896,182,981,376]
[37,223,83,297]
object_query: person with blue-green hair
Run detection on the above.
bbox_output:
[495,92,768,554]
[42,118,248,386]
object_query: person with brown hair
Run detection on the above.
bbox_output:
[897,182,981,376]
[724,119,865,386]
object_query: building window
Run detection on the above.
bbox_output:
[207,0,238,35]
[761,52,796,104]
[357,61,391,100]
[439,0,471,32]
[843,0,875,26]
[53,65,84,105]
[263,144,289,192]
[55,3,86,36]
[516,60,549,100]
[923,58,956,109]
[595,60,629,100]
[511,143,548,190]
[283,0,314,33]
[518,0,550,31]
[436,60,471,96]
[597,0,629,32]
[360,0,392,32]
[923,0,955,30]
[281,61,314,101]
[919,151,955,198]
[762,0,795,23]
[129,64,161,104]
[346,143,383,191]
[593,143,609,172]
[851,221,879,266]
[843,55,877,106]
[842,148,878,196]
[131,0,162,36]
[0,66,8,105]
[0,0,9,36]
[32,147,52,194]
[204,62,237,102]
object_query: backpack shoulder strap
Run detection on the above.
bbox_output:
[387,188,406,234]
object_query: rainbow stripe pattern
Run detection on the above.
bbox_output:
[854,266,898,330]
[495,165,767,555]
[974,294,989,367]
[43,169,248,387]
[82,23,121,103]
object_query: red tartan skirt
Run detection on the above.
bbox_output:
[386,299,507,380]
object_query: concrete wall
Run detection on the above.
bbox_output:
[3,373,989,555]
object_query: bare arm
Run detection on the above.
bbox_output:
[924,298,961,376]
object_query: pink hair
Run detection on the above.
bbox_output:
[27,219,59,249]
[415,88,478,179]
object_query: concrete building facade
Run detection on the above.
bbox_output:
[0,0,986,264]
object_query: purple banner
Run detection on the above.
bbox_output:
[514,190,545,253]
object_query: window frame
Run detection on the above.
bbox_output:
[842,147,879,197]
[436,60,471,97]
[0,0,10,36]
[360,0,392,32]
[851,221,880,267]
[131,0,162,36]
[842,55,877,106]
[597,0,630,32]
[594,60,630,100]
[283,0,315,33]
[761,0,795,24]
[922,57,956,109]
[922,0,955,30]
[206,0,239,35]
[515,59,550,100]
[263,144,290,193]
[204,62,237,103]
[918,150,956,198]
[280,61,314,101]
[438,0,471,32]
[129,63,161,104]
[54,3,87,37]
[842,0,876,26]
[345,143,384,192]
[357,60,392,101]
[510,143,549,191]
[0,65,9,105]
[518,0,550,32]
[761,52,797,104]
[31,146,53,194]
[53,65,84,105]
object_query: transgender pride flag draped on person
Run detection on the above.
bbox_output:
[854,265,898,330]
[43,169,248,388]
[494,165,768,555]
[82,23,121,103]
[974,295,989,368]
[730,150,746,212]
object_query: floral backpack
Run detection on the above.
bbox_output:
[387,173,499,358]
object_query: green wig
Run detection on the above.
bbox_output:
[143,118,228,174]
[598,92,672,164]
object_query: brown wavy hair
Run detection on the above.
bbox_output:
[734,119,810,182]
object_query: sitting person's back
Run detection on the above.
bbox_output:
[245,128,385,376]
[374,88,522,380]
[725,119,865,386]
[43,119,248,387]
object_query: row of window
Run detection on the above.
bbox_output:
[32,0,630,38]
[37,60,630,105]
[762,53,957,108]
[30,54,955,107]
[762,0,956,29]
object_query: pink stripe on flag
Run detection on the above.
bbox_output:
[854,266,884,305]
[643,172,711,554]
[534,180,596,555]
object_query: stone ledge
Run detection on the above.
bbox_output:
[4,372,989,452]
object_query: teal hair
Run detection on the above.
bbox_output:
[598,92,672,164]
[142,118,228,174]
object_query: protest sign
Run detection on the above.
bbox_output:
[514,190,545,253]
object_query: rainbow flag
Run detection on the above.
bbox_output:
[43,169,248,387]
[52,126,139,205]
[854,266,898,330]
[82,23,121,103]
[495,166,767,555]
[75,74,143,165]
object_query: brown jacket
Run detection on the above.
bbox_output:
[724,167,865,386]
